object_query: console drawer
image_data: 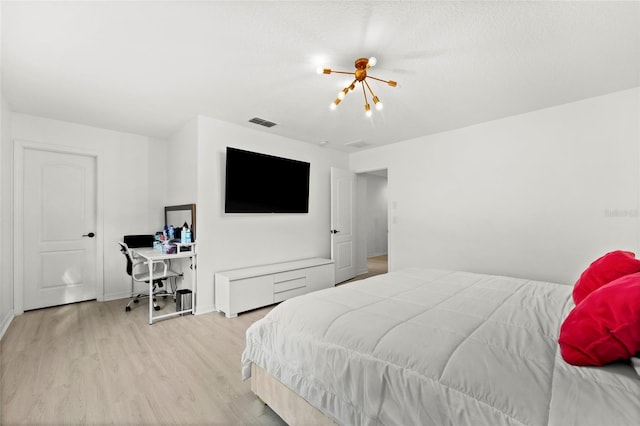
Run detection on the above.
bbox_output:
[274,269,306,283]
[274,277,306,293]
[273,285,307,303]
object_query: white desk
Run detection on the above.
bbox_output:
[131,243,197,325]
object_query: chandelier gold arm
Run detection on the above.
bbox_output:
[367,75,398,87]
[362,83,372,115]
[362,82,369,104]
[363,80,380,114]
[324,69,356,76]
[363,80,377,99]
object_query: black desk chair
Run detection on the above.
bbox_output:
[119,234,180,312]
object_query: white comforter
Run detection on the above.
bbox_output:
[242,268,640,425]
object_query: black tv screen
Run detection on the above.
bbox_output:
[224,147,310,213]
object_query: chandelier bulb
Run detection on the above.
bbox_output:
[372,96,383,111]
[338,88,348,100]
[365,103,372,117]
[368,57,377,67]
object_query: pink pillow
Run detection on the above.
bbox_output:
[559,272,640,366]
[572,250,640,305]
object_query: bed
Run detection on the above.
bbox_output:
[241,267,640,425]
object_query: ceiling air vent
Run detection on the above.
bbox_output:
[344,139,372,149]
[248,117,277,128]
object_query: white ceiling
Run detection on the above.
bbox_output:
[2,1,639,152]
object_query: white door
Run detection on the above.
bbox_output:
[331,167,356,283]
[22,148,97,310]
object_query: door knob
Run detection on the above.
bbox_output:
[330,229,340,234]
[82,232,95,238]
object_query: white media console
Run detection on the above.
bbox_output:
[214,258,335,318]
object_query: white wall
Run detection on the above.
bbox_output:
[0,94,13,338]
[351,88,640,285]
[148,136,171,226]
[10,114,168,302]
[167,117,198,205]
[195,116,349,313]
[0,0,13,338]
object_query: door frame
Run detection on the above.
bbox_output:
[13,139,104,315]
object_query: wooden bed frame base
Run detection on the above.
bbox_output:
[251,363,336,425]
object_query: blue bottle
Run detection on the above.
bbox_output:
[181,223,187,244]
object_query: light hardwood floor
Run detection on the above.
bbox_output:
[0,256,388,425]
[1,300,284,425]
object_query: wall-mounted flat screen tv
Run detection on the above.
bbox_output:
[224,147,310,213]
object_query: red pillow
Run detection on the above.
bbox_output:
[559,272,640,366]
[572,250,640,305]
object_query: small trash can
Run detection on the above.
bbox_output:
[176,289,193,314]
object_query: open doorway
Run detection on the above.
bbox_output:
[353,169,389,280]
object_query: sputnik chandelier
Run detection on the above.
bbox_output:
[320,56,397,117]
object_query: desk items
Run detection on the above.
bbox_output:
[156,223,192,253]
[180,222,192,244]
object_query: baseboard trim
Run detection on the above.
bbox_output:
[0,310,15,341]
[102,291,134,302]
